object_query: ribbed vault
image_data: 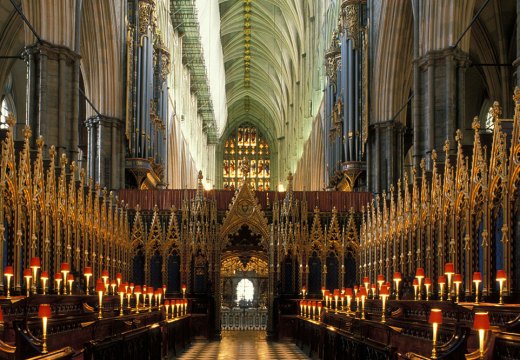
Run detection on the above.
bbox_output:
[219,0,306,139]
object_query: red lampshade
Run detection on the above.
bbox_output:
[438,275,446,284]
[354,285,358,290]
[130,283,135,288]
[148,287,154,295]
[118,284,126,293]
[134,285,142,294]
[333,289,340,296]
[416,268,425,278]
[181,284,186,290]
[30,257,41,268]
[496,270,507,281]
[413,278,419,286]
[380,285,389,296]
[127,287,132,295]
[164,300,170,306]
[116,273,122,280]
[429,309,443,324]
[345,288,353,297]
[371,284,376,290]
[38,304,52,318]
[473,312,490,330]
[23,269,32,278]
[317,302,322,308]
[473,272,482,282]
[424,277,432,286]
[110,280,117,287]
[377,274,385,283]
[101,270,109,278]
[40,271,49,280]
[386,281,391,288]
[325,290,330,296]
[454,274,462,284]
[162,284,167,289]
[67,274,74,282]
[359,286,367,297]
[393,272,402,281]
[60,263,70,272]
[4,266,13,276]
[54,273,62,281]
[363,277,370,284]
[444,263,454,275]
[84,267,93,276]
[95,279,105,293]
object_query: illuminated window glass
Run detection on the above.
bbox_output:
[223,124,270,191]
[236,278,254,302]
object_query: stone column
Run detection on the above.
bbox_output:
[24,42,80,160]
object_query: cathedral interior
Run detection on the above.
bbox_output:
[0,0,519,359]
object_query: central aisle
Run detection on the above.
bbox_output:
[177,330,310,360]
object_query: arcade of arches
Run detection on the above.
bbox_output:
[0,0,520,359]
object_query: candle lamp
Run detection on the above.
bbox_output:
[126,287,132,309]
[40,271,49,295]
[454,274,462,304]
[321,287,326,300]
[299,300,304,316]
[444,263,454,299]
[24,269,32,297]
[148,287,154,311]
[164,300,170,319]
[340,294,345,310]
[38,304,51,354]
[377,274,385,294]
[363,277,370,293]
[67,274,74,295]
[416,268,425,300]
[473,312,490,359]
[183,299,187,315]
[60,263,70,294]
[311,301,316,319]
[156,290,162,308]
[473,272,482,304]
[162,284,167,297]
[371,283,377,299]
[317,302,322,320]
[429,308,443,359]
[130,282,135,295]
[496,270,506,305]
[181,284,186,298]
[118,284,125,316]
[393,272,402,300]
[424,278,432,301]
[96,279,104,319]
[355,292,360,313]
[301,286,307,299]
[116,273,122,287]
[84,267,93,295]
[353,285,358,298]
[359,286,367,320]
[175,299,181,317]
[101,270,109,293]
[413,278,419,301]
[333,289,340,313]
[380,284,389,323]
[124,282,129,294]
[110,280,117,296]
[30,257,41,293]
[54,273,62,295]
[438,276,446,301]
[134,286,142,312]
[4,266,13,298]
[345,288,353,313]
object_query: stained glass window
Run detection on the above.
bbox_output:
[223,124,270,191]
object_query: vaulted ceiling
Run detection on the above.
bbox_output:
[219,0,309,140]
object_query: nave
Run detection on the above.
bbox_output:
[177,331,309,360]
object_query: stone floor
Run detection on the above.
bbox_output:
[177,330,310,360]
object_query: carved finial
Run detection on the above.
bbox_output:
[70,161,77,174]
[382,190,386,200]
[102,187,108,197]
[455,129,463,143]
[492,101,502,119]
[49,145,56,159]
[23,125,32,140]
[472,117,480,132]
[109,191,114,200]
[80,168,86,182]
[443,140,450,154]
[198,170,203,181]
[389,184,394,194]
[36,136,44,148]
[135,204,140,212]
[412,167,417,177]
[514,86,520,102]
[420,158,425,171]
[60,153,68,167]
[431,149,437,162]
